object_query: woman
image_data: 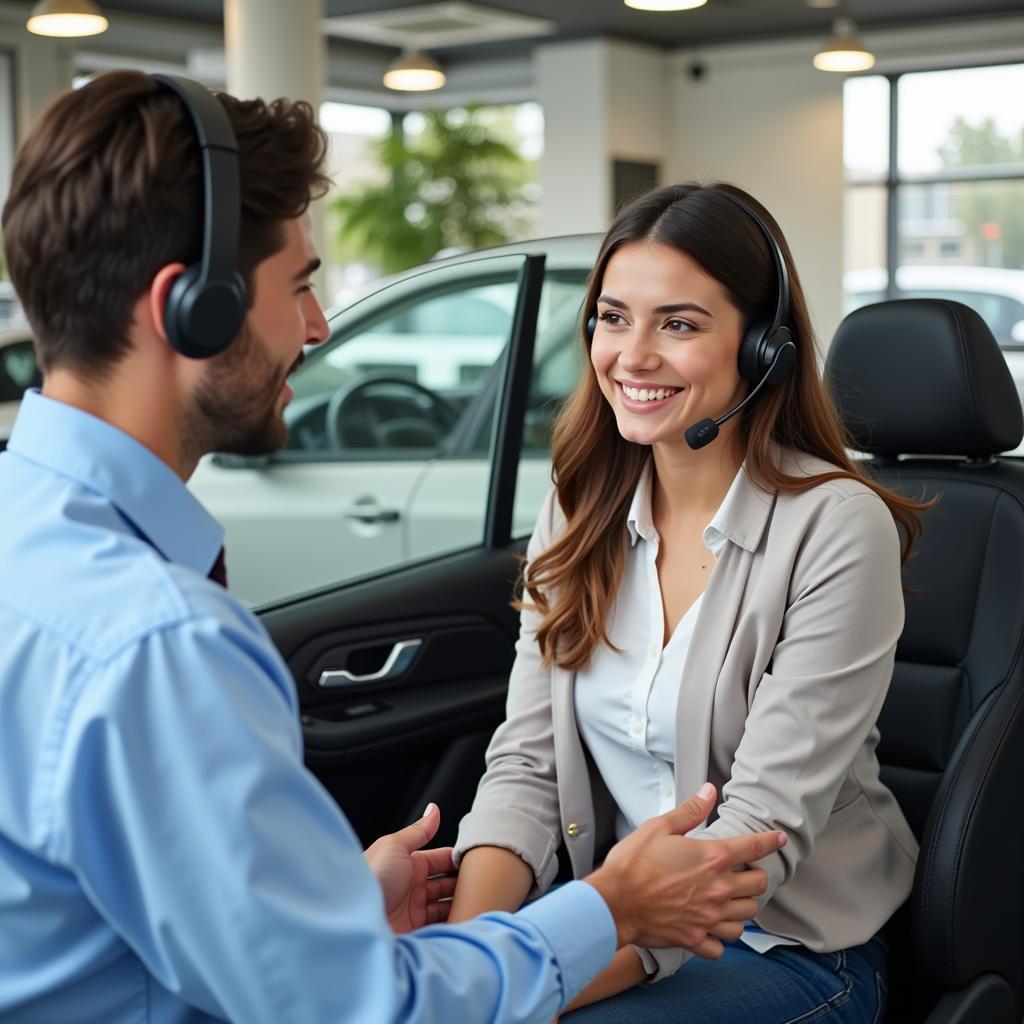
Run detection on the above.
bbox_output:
[447,182,924,1022]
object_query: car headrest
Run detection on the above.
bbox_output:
[825,299,1024,458]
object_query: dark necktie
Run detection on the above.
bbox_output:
[208,547,228,588]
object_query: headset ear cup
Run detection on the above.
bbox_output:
[585,314,597,341]
[163,266,247,359]
[761,326,796,384]
[738,320,769,384]
[163,265,203,357]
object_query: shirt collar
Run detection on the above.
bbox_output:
[8,390,224,576]
[625,456,774,554]
[626,461,656,545]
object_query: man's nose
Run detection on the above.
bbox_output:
[308,299,330,347]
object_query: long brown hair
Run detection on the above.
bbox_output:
[524,182,931,670]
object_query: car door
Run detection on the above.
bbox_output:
[187,252,532,607]
[246,251,556,848]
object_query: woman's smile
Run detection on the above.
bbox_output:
[616,379,686,412]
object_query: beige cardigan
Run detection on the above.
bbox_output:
[454,448,918,980]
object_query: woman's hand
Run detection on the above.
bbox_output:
[363,803,457,933]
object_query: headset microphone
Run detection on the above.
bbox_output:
[685,334,795,449]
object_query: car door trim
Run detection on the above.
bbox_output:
[484,254,547,549]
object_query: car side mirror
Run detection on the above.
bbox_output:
[1010,320,1024,345]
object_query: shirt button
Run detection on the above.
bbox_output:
[649,643,659,658]
[631,720,643,736]
[663,785,674,798]
[567,822,580,838]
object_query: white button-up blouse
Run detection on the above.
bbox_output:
[574,461,797,957]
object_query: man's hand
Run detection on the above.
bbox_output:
[364,803,457,934]
[585,783,786,956]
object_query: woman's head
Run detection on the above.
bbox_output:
[580,182,813,460]
[523,182,928,671]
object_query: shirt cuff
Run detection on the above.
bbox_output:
[516,880,616,1006]
[632,945,660,976]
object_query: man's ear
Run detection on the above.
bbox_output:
[146,263,188,346]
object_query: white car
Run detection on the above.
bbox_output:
[188,236,599,606]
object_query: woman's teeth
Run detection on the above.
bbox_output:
[622,385,680,402]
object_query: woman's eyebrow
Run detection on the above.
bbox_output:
[597,293,713,318]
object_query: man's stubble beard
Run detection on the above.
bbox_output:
[182,322,291,464]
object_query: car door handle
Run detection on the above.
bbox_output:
[344,503,400,524]
[318,639,423,687]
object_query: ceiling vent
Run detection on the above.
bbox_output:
[322,2,556,49]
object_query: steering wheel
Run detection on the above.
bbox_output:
[325,375,461,451]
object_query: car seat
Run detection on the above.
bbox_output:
[826,298,1024,1023]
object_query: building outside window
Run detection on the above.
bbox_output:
[843,62,1024,452]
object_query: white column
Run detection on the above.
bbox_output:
[224,0,324,105]
[18,35,73,139]
[534,39,670,237]
[224,0,327,284]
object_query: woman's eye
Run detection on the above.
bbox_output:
[665,318,695,333]
[598,311,625,326]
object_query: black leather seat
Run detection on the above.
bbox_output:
[826,299,1024,1024]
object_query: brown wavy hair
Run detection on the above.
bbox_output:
[523,182,932,670]
[3,70,330,379]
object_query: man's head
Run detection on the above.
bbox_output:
[1,70,331,465]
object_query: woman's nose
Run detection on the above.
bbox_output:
[617,329,660,373]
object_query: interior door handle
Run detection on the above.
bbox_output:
[318,639,423,688]
[344,503,400,524]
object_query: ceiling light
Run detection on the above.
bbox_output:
[813,17,875,72]
[383,50,446,92]
[625,0,708,10]
[27,0,108,37]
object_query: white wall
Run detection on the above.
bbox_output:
[669,40,844,345]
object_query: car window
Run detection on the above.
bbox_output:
[399,265,593,568]
[187,253,531,607]
[280,277,518,458]
[0,340,42,403]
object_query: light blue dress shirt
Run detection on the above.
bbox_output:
[0,390,615,1023]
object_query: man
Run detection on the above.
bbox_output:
[0,71,785,1023]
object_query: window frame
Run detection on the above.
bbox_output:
[844,59,1024,302]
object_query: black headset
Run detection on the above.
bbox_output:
[150,74,248,359]
[585,191,797,450]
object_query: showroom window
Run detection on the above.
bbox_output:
[843,63,1024,452]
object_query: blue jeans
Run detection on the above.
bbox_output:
[563,933,888,1024]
